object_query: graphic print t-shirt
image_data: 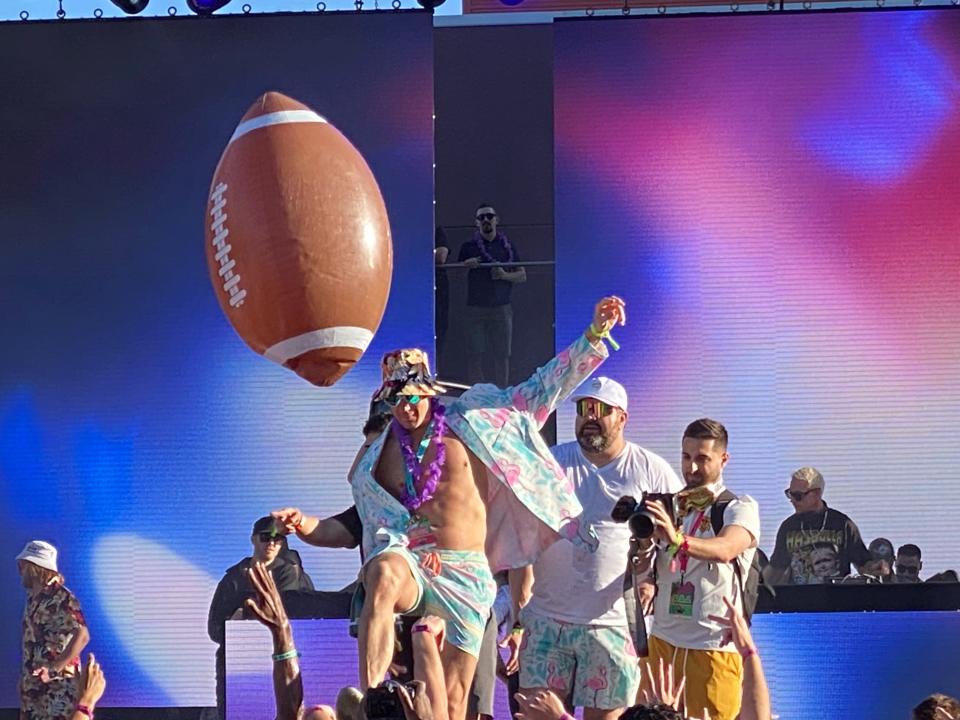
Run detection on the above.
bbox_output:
[768,504,871,584]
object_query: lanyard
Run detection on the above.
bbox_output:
[672,510,705,581]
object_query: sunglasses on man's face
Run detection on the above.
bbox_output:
[896,563,920,575]
[476,213,496,221]
[784,488,819,502]
[258,533,283,544]
[385,394,422,408]
[576,399,615,418]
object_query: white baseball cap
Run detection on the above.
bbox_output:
[16,540,59,574]
[571,376,628,412]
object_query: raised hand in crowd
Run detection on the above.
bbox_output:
[640,658,686,710]
[514,688,568,720]
[707,597,771,720]
[246,561,303,720]
[72,653,106,720]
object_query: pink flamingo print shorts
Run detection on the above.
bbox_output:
[518,612,640,709]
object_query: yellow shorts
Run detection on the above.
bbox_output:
[644,635,742,720]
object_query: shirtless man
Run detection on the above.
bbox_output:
[274,296,625,720]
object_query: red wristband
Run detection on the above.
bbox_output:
[76,704,94,719]
[740,647,758,659]
[412,624,434,634]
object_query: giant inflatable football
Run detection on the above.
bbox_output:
[205,91,393,386]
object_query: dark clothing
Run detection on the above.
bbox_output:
[209,555,314,719]
[332,505,364,549]
[465,304,513,358]
[208,555,314,644]
[458,235,520,307]
[768,503,870,584]
[436,227,450,353]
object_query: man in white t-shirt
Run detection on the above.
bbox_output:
[517,376,683,720]
[641,418,760,720]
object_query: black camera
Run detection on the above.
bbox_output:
[611,492,678,539]
[365,680,415,720]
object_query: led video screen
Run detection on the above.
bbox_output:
[0,11,434,707]
[554,9,960,577]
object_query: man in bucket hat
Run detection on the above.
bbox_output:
[275,296,625,720]
[17,540,90,720]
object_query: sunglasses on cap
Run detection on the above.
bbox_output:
[258,533,283,543]
[784,488,819,502]
[476,213,496,221]
[576,398,615,418]
[385,394,423,408]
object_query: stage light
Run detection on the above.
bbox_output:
[187,0,231,14]
[415,0,445,11]
[110,0,149,12]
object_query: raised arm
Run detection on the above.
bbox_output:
[71,653,106,720]
[272,506,362,549]
[246,561,303,720]
[707,597,771,720]
[645,498,757,564]
[508,296,624,427]
[408,615,448,720]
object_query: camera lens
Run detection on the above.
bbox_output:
[628,511,656,538]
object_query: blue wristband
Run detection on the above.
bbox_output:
[272,648,300,662]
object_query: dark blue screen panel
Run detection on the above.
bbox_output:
[750,611,960,717]
[0,12,433,707]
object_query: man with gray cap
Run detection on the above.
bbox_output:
[764,466,870,585]
[517,377,683,720]
[17,539,90,720]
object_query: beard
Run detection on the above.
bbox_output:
[684,470,718,487]
[577,423,610,453]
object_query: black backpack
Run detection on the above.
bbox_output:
[710,489,767,623]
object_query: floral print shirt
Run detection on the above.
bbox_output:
[20,580,87,720]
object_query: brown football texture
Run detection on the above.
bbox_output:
[205,91,393,386]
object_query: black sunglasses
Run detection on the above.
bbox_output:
[476,213,496,221]
[784,488,819,501]
[258,533,283,543]
[896,563,920,575]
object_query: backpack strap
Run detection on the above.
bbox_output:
[709,489,745,602]
[710,489,737,536]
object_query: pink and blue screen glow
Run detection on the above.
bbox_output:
[554,12,960,712]
[0,12,434,708]
[555,10,960,573]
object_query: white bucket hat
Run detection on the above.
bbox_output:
[16,540,59,574]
